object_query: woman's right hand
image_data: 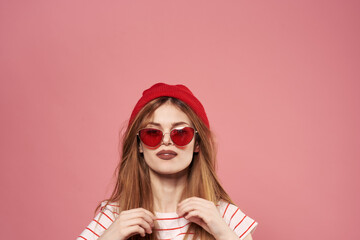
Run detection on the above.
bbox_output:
[99,208,156,240]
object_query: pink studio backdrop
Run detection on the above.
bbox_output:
[0,1,359,240]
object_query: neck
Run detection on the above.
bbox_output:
[150,168,188,213]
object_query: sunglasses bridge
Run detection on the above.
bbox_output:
[156,132,173,145]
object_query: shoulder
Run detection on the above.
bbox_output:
[217,199,258,240]
[100,200,120,216]
[76,201,120,240]
[217,199,240,219]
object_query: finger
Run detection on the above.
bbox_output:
[121,213,155,229]
[184,210,205,225]
[125,225,147,238]
[177,201,208,216]
[126,218,153,234]
[178,198,212,213]
[184,209,204,220]
[185,214,210,233]
[121,208,156,220]
[120,209,156,225]
[183,209,213,234]
[179,198,216,212]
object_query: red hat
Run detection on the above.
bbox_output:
[129,83,210,128]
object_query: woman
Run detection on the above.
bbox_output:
[77,83,258,240]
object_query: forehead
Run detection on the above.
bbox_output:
[145,102,192,127]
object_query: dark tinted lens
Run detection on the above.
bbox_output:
[170,127,195,146]
[139,128,163,147]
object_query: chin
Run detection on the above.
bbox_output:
[149,164,191,176]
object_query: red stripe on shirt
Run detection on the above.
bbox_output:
[107,204,120,207]
[101,211,114,222]
[222,202,230,218]
[233,215,246,231]
[93,219,107,230]
[78,236,87,240]
[155,222,191,231]
[230,208,240,222]
[239,220,256,239]
[86,227,100,237]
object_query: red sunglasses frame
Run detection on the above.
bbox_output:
[137,126,198,148]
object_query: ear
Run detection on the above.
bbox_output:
[194,143,200,153]
[139,143,143,153]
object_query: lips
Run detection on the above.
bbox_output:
[156,150,177,160]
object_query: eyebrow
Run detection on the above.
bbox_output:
[146,121,190,128]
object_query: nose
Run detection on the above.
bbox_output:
[162,132,173,146]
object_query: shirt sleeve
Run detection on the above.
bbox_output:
[76,201,118,240]
[219,201,258,240]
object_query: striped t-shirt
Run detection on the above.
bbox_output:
[77,200,257,240]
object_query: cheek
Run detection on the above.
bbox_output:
[182,151,195,165]
[141,149,154,163]
[177,144,196,164]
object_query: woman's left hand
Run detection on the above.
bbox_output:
[176,197,237,240]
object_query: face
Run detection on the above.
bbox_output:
[138,102,199,177]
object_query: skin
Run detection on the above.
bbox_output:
[99,102,253,240]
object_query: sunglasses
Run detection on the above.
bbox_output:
[137,127,197,148]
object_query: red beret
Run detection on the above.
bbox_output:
[129,83,210,128]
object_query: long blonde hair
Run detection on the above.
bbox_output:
[95,97,233,240]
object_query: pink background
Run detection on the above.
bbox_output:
[1,1,359,240]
